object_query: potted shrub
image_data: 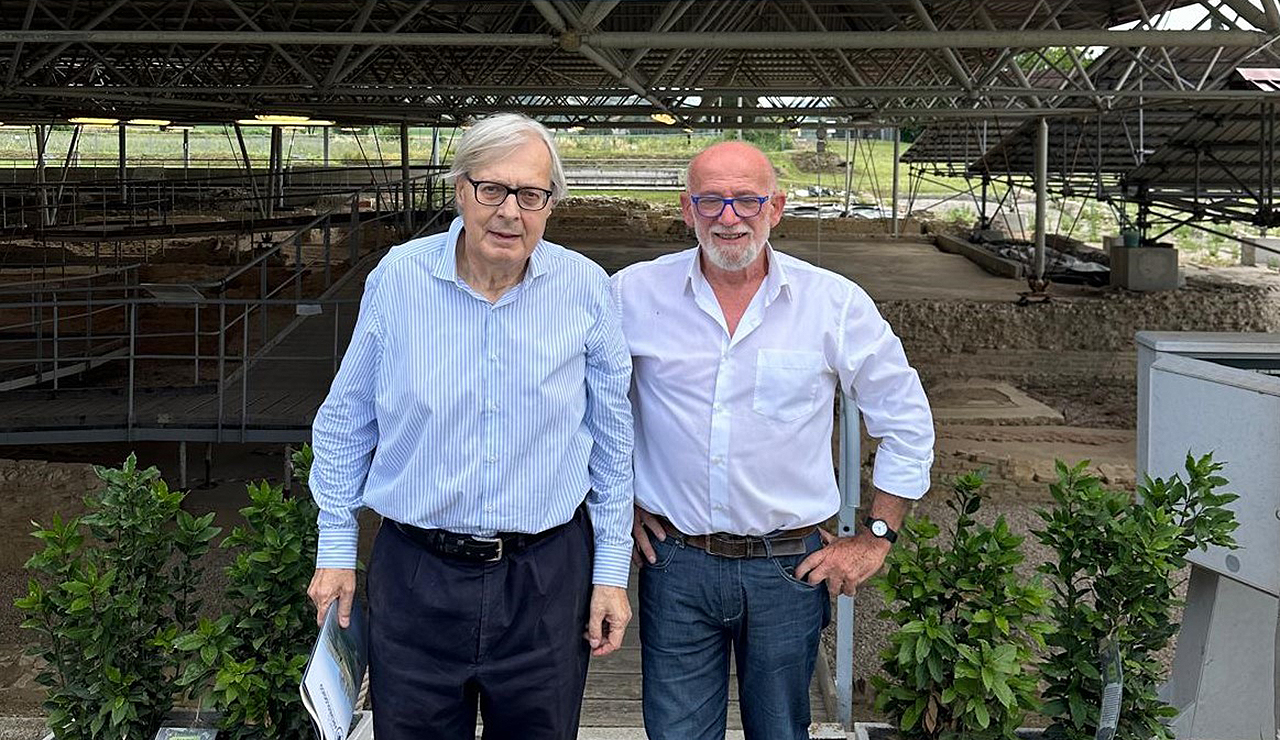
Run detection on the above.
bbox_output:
[15,455,220,739]
[1033,455,1239,740]
[871,471,1054,739]
[176,445,323,739]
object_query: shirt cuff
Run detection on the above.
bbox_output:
[592,543,632,589]
[316,526,359,570]
[872,446,934,500]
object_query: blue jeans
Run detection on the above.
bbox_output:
[639,530,830,740]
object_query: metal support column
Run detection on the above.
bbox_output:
[844,128,853,217]
[891,127,901,237]
[35,124,49,227]
[349,192,361,263]
[1034,117,1048,281]
[323,126,330,168]
[233,123,267,219]
[182,129,190,173]
[835,392,861,728]
[118,123,127,202]
[430,126,441,209]
[980,176,990,229]
[401,121,413,235]
[179,441,188,489]
[268,126,282,218]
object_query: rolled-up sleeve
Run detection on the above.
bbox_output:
[310,271,384,569]
[583,275,635,588]
[837,285,934,499]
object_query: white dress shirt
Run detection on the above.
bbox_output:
[611,244,933,536]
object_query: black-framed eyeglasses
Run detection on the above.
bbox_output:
[466,177,554,211]
[689,195,770,219]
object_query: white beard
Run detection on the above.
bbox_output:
[696,219,768,271]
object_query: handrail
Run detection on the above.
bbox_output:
[0,262,141,293]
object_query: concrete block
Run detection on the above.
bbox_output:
[1110,245,1179,291]
[934,234,1024,279]
[1249,236,1280,267]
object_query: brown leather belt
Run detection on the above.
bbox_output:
[656,516,817,559]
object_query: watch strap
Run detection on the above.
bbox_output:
[863,516,899,543]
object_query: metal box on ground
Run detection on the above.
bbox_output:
[1137,331,1279,740]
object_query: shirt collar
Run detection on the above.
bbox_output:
[431,216,549,284]
[684,241,791,305]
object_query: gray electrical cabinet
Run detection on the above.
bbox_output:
[1137,332,1279,740]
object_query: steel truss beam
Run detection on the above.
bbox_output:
[0,29,1272,49]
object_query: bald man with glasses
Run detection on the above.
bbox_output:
[612,141,935,740]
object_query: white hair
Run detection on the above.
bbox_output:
[444,113,568,203]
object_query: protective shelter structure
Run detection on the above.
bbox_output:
[0,1,1279,733]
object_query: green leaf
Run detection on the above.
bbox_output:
[1068,692,1087,727]
[901,698,925,731]
[914,634,931,662]
[173,633,204,651]
[991,678,1014,708]
[973,701,990,728]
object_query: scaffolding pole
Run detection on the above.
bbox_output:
[1034,117,1048,280]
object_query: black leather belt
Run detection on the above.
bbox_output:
[393,518,570,563]
[656,516,817,559]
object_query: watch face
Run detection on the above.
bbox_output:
[870,520,888,537]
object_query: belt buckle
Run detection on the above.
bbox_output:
[707,534,745,559]
[473,535,503,562]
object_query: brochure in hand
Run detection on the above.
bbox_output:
[300,601,368,740]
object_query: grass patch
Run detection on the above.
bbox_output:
[2,126,971,199]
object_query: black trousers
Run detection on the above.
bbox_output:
[368,507,593,740]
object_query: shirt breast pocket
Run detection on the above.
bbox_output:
[751,349,826,423]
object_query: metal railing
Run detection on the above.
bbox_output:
[0,165,448,230]
[0,188,455,442]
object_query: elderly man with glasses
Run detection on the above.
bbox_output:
[612,140,935,740]
[308,112,634,740]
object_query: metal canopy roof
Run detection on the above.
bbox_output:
[0,0,1277,126]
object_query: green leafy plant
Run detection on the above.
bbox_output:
[16,454,220,739]
[1034,454,1239,740]
[177,445,321,739]
[872,471,1054,739]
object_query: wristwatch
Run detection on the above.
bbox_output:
[863,517,899,544]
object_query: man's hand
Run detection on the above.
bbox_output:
[584,585,631,657]
[631,505,667,568]
[793,532,892,596]
[308,567,356,628]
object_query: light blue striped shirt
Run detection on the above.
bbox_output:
[310,216,635,588]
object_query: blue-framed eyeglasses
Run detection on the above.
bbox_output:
[689,195,770,219]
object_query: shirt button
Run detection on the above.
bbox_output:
[487,402,497,412]
[484,504,495,512]
[487,454,498,463]
[713,403,724,413]
[488,354,498,361]
[711,456,724,466]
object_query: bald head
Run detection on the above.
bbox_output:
[686,141,778,195]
